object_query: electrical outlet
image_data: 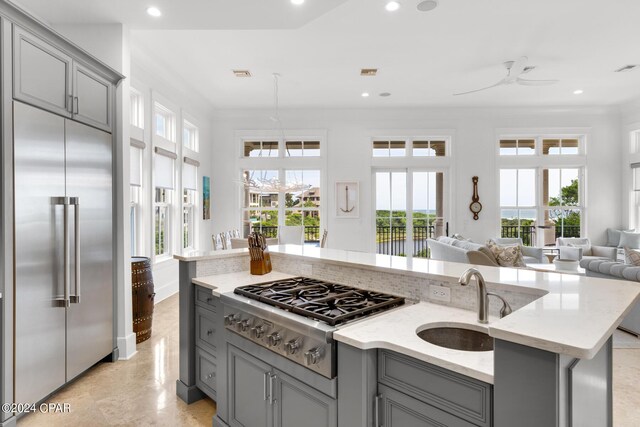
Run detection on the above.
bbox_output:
[300,263,313,276]
[429,285,451,303]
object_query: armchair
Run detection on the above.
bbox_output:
[493,238,548,264]
[556,237,616,261]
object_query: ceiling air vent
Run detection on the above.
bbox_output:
[615,65,638,73]
[233,70,252,77]
[361,68,378,76]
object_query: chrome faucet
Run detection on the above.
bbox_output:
[459,268,513,323]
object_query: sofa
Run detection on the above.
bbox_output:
[580,258,640,337]
[492,238,548,265]
[556,237,617,261]
[427,236,548,267]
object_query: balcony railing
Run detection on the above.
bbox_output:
[376,226,435,257]
[250,225,321,243]
[500,225,581,246]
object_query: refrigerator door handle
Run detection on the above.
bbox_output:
[52,196,71,308]
[70,197,80,304]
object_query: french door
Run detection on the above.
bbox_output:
[375,169,448,257]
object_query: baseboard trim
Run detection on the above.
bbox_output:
[117,332,137,360]
[154,280,178,304]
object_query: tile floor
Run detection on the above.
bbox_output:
[16,294,640,426]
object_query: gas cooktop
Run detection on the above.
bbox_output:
[234,277,405,326]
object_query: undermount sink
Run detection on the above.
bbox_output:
[417,327,494,352]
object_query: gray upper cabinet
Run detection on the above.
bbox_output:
[13,24,113,132]
[73,62,112,132]
[13,25,72,118]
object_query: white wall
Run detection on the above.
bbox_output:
[210,106,622,250]
[131,48,215,303]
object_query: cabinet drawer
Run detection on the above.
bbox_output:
[195,286,218,311]
[378,384,476,427]
[196,306,217,355]
[378,350,492,427]
[195,347,217,399]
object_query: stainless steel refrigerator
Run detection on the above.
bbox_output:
[13,101,114,404]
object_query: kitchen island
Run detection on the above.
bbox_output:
[175,245,640,427]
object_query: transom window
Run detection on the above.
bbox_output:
[373,141,406,157]
[373,139,448,157]
[183,120,199,152]
[130,88,144,129]
[413,140,446,157]
[154,102,176,142]
[285,140,320,157]
[244,141,279,157]
[499,137,583,156]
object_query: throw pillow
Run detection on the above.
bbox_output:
[619,231,640,249]
[568,243,592,256]
[624,246,640,266]
[606,228,629,247]
[486,239,526,268]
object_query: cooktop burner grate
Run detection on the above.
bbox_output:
[234,277,404,326]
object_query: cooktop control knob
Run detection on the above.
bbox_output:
[304,347,324,366]
[224,314,239,326]
[267,332,282,347]
[285,339,301,355]
[251,324,266,339]
[237,319,251,332]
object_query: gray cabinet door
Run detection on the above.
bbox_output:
[13,25,72,117]
[378,384,476,427]
[72,62,112,132]
[272,369,337,427]
[227,345,272,427]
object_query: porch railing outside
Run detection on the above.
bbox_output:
[250,225,321,243]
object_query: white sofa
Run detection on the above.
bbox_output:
[556,237,617,261]
[427,236,548,267]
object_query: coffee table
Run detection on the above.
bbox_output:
[527,263,586,276]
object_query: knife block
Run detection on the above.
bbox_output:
[250,249,272,275]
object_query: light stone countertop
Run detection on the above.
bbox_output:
[334,302,496,383]
[192,270,295,297]
[176,245,640,360]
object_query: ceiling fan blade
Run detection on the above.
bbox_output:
[453,80,506,96]
[516,77,559,86]
[509,56,528,77]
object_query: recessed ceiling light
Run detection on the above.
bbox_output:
[416,0,439,11]
[362,92,370,98]
[385,2,401,12]
[379,92,392,97]
[146,6,162,17]
[233,70,252,77]
[573,89,584,95]
[291,0,305,5]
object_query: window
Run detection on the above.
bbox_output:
[543,168,581,238]
[242,170,279,238]
[285,170,321,243]
[243,141,279,157]
[183,120,199,152]
[154,188,172,257]
[154,148,176,259]
[373,140,406,157]
[542,139,579,155]
[130,186,141,256]
[182,157,199,250]
[285,140,320,157]
[183,189,196,250]
[499,139,535,156]
[413,140,446,157]
[130,88,144,129]
[154,102,176,142]
[500,169,537,245]
[499,137,582,156]
[375,170,446,257]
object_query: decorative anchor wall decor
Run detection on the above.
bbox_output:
[340,185,355,213]
[335,181,359,218]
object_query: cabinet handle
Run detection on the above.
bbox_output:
[263,371,269,401]
[73,96,79,114]
[269,373,277,405]
[206,297,213,303]
[374,394,382,427]
[206,329,215,336]
[206,372,215,379]
[67,95,73,113]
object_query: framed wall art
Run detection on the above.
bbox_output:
[335,181,359,218]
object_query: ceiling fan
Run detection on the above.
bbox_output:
[453,56,558,96]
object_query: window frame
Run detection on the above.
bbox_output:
[371,136,451,159]
[183,119,199,152]
[130,88,144,130]
[154,101,176,143]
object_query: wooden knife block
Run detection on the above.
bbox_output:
[250,250,272,275]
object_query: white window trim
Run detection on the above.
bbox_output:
[235,130,328,238]
[496,128,589,243]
